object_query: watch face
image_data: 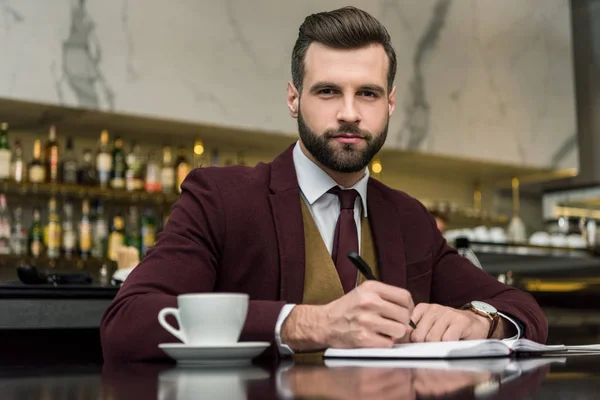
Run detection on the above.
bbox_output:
[471,301,497,314]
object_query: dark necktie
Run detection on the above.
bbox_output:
[328,187,359,293]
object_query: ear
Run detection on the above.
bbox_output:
[388,85,396,117]
[287,82,300,119]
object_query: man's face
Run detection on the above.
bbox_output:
[288,42,396,173]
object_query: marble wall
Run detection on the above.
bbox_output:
[0,0,577,169]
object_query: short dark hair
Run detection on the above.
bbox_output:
[291,6,397,94]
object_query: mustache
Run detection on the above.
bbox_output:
[323,124,373,140]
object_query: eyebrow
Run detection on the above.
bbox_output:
[309,82,386,96]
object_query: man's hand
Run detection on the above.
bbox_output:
[281,281,415,352]
[410,303,491,342]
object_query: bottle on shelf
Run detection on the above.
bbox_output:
[237,151,246,166]
[62,200,77,260]
[46,197,61,260]
[160,146,175,194]
[141,208,156,257]
[79,199,93,260]
[0,122,11,179]
[96,130,112,189]
[29,207,44,259]
[28,139,46,183]
[126,206,141,259]
[125,141,144,192]
[78,149,96,186]
[11,139,25,183]
[61,136,78,185]
[107,215,126,262]
[145,150,161,193]
[211,149,219,167]
[44,125,60,184]
[175,146,190,193]
[193,139,204,168]
[92,200,108,259]
[111,137,126,190]
[10,205,27,256]
[0,194,11,255]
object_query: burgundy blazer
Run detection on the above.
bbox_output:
[100,145,548,362]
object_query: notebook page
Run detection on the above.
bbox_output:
[504,339,565,352]
[324,339,511,359]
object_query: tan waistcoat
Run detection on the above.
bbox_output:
[293,201,379,363]
[300,200,379,304]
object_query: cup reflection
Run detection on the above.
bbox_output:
[158,366,270,400]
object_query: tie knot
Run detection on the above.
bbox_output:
[328,187,359,210]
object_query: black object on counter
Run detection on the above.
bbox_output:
[17,265,93,286]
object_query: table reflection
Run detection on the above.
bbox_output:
[0,356,567,400]
[277,358,556,400]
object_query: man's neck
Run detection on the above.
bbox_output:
[299,142,366,188]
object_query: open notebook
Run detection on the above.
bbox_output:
[323,339,599,359]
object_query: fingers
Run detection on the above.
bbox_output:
[410,304,471,343]
[357,281,414,313]
[357,313,409,341]
[410,303,436,343]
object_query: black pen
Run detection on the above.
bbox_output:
[347,251,417,330]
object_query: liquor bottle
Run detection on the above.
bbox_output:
[61,137,78,184]
[44,125,60,183]
[237,151,246,166]
[175,146,190,193]
[125,141,144,191]
[79,199,92,260]
[160,146,175,194]
[62,200,77,260]
[107,215,126,262]
[193,139,204,167]
[0,194,11,254]
[28,140,46,183]
[0,122,10,179]
[10,206,27,256]
[126,206,141,258]
[96,130,112,189]
[11,140,25,183]
[92,200,108,259]
[111,137,126,190]
[141,208,156,257]
[77,149,96,186]
[145,151,161,193]
[211,149,219,167]
[29,208,44,258]
[46,197,61,260]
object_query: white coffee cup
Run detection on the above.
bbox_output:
[158,293,249,346]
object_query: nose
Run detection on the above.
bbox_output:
[336,97,361,125]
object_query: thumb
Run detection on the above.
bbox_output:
[410,303,429,325]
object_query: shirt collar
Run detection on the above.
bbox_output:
[293,141,369,217]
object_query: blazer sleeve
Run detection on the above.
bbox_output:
[423,206,548,343]
[100,168,285,363]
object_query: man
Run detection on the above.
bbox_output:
[101,6,547,362]
[429,210,448,234]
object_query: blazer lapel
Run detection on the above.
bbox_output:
[268,145,305,304]
[367,180,407,289]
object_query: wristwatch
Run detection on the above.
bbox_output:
[461,301,500,338]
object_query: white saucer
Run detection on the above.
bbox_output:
[158,342,270,366]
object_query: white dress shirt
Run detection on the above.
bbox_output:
[274,142,520,355]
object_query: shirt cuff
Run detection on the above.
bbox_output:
[498,311,523,340]
[275,304,296,355]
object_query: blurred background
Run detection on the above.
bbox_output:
[1,0,599,360]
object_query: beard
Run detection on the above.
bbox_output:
[297,110,388,173]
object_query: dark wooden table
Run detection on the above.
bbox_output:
[2,354,600,399]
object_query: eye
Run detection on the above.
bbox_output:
[358,91,378,98]
[318,88,336,96]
